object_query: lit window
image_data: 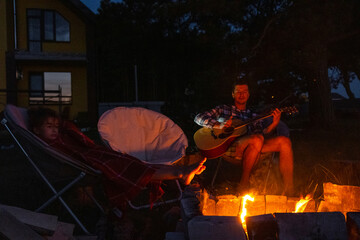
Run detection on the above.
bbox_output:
[29,72,72,104]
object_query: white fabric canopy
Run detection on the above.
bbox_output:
[98,107,188,165]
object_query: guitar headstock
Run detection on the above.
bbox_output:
[280,106,298,115]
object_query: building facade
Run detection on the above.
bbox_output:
[0,0,97,123]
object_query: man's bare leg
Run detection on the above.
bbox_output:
[236,135,264,193]
[151,158,207,185]
[262,136,294,195]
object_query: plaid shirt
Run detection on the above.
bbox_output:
[47,121,161,209]
[194,104,264,134]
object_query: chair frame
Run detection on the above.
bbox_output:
[1,105,105,234]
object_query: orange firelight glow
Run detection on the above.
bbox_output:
[294,195,311,213]
[240,194,255,225]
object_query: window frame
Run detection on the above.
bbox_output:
[29,72,73,105]
[26,8,71,51]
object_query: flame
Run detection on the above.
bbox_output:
[239,194,254,232]
[294,195,311,213]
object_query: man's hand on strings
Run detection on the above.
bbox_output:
[223,116,233,129]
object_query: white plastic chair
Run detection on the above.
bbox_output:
[98,107,188,209]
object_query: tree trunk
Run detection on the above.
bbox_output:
[306,44,335,129]
[341,70,355,100]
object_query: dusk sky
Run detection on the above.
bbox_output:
[80,0,360,99]
[80,0,122,13]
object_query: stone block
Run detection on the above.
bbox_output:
[320,182,360,213]
[200,189,216,216]
[188,216,247,240]
[165,232,186,240]
[275,212,348,240]
[246,214,277,240]
[180,197,201,221]
[215,195,240,216]
[347,212,360,240]
[74,236,97,240]
[286,197,299,213]
[0,204,58,235]
[265,195,287,214]
[303,199,316,212]
[202,197,216,216]
[246,195,265,216]
[0,208,43,240]
[47,221,75,240]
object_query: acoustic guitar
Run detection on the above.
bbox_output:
[193,106,297,159]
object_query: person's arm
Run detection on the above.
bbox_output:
[194,105,228,129]
[263,108,281,135]
[62,120,96,147]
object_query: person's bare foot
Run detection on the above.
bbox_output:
[182,158,207,185]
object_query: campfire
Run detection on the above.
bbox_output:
[179,182,360,240]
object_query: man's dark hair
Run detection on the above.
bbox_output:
[28,107,60,131]
[232,78,250,92]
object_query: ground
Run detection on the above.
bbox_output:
[0,113,359,239]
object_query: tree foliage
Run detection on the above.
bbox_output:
[96,0,360,128]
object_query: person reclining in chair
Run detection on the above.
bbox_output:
[194,79,294,196]
[28,107,206,210]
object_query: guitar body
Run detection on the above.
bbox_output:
[194,126,247,159]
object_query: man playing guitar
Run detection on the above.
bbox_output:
[194,79,294,196]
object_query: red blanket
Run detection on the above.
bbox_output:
[47,121,161,208]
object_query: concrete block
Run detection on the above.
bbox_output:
[275,212,348,240]
[319,182,360,214]
[215,195,240,216]
[188,216,247,240]
[200,190,216,216]
[246,195,265,216]
[0,208,43,240]
[265,195,287,214]
[0,204,58,235]
[347,212,360,240]
[47,221,75,240]
[180,197,202,221]
[74,236,97,240]
[303,199,316,212]
[246,214,277,240]
[165,232,185,240]
[286,197,299,213]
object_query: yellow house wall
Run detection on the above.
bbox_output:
[0,0,11,112]
[17,64,88,120]
[9,0,90,119]
[15,0,86,53]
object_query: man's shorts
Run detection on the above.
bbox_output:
[223,136,249,163]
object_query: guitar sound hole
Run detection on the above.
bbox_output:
[224,127,234,133]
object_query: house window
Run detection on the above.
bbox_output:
[27,9,70,52]
[29,72,72,104]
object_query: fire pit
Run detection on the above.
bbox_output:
[172,182,360,240]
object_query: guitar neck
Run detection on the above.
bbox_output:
[233,112,271,129]
[234,107,291,128]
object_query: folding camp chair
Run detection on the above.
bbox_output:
[1,104,104,234]
[98,107,188,209]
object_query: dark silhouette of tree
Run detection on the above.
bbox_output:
[96,0,360,129]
